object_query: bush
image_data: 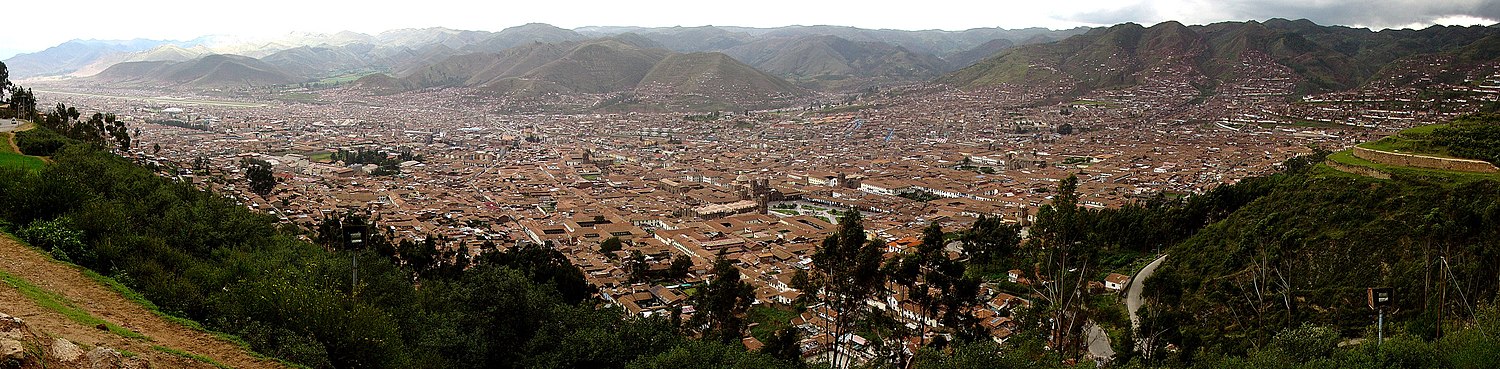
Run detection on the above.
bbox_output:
[1270,323,1339,363]
[17,217,92,265]
[14,128,69,156]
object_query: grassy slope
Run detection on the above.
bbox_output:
[0,131,46,171]
[0,233,291,368]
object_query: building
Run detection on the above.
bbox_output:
[1104,273,1131,292]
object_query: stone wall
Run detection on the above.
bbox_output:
[1352,147,1499,173]
[1324,159,1392,179]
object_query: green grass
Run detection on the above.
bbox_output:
[153,345,232,369]
[0,132,15,154]
[0,132,46,171]
[1325,150,1500,185]
[816,104,872,114]
[0,152,44,171]
[747,305,797,342]
[1355,123,1455,157]
[312,70,379,85]
[1069,100,1121,107]
[275,92,320,103]
[0,269,149,340]
[306,152,333,162]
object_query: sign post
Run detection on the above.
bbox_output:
[1368,287,1393,350]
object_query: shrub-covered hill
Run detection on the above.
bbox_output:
[1144,156,1500,360]
[0,136,796,368]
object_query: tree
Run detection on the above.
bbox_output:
[762,328,802,365]
[242,158,277,197]
[628,250,649,283]
[1028,174,1095,361]
[962,215,1021,266]
[668,253,693,279]
[153,143,161,155]
[689,257,755,343]
[0,61,9,102]
[809,211,885,368]
[105,113,130,151]
[600,236,624,254]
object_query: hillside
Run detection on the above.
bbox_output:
[630,52,806,110]
[723,35,950,90]
[943,38,1017,71]
[461,23,587,53]
[0,233,285,368]
[1135,152,1500,360]
[0,136,798,369]
[942,19,1500,97]
[94,54,298,88]
[2,39,170,78]
[259,46,372,79]
[357,38,805,110]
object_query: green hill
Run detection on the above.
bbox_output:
[723,34,950,90]
[359,37,805,111]
[1140,152,1500,361]
[634,52,806,110]
[942,19,1500,96]
[95,54,297,88]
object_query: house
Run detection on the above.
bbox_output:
[743,336,764,351]
[1104,273,1131,291]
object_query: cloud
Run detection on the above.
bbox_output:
[1054,0,1500,29]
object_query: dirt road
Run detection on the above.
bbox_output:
[0,234,285,369]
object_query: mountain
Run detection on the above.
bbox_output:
[356,37,805,110]
[94,54,297,88]
[69,44,211,77]
[942,19,1500,96]
[629,26,755,52]
[722,35,950,90]
[943,38,1016,70]
[3,39,173,77]
[260,46,373,79]
[462,23,587,53]
[374,27,496,49]
[630,52,805,110]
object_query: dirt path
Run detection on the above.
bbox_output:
[2,132,18,155]
[0,235,285,369]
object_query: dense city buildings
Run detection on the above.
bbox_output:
[23,62,1499,362]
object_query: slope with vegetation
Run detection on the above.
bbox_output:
[0,123,796,368]
[943,19,1500,97]
[357,38,807,111]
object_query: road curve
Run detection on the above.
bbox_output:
[1127,254,1168,330]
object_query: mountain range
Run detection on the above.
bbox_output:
[11,19,1500,111]
[6,23,1082,91]
[943,19,1500,97]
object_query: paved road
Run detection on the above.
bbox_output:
[0,118,22,133]
[1127,254,1168,330]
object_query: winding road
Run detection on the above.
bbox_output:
[1128,254,1168,329]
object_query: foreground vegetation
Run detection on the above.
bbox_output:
[0,135,793,368]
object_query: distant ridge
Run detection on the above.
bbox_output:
[94,54,298,88]
[722,35,950,90]
[355,38,806,111]
[942,19,1500,97]
[5,23,1086,87]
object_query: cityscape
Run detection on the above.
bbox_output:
[3,3,1500,369]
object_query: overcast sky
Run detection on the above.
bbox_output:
[3,0,1499,59]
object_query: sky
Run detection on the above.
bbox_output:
[3,0,1500,59]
